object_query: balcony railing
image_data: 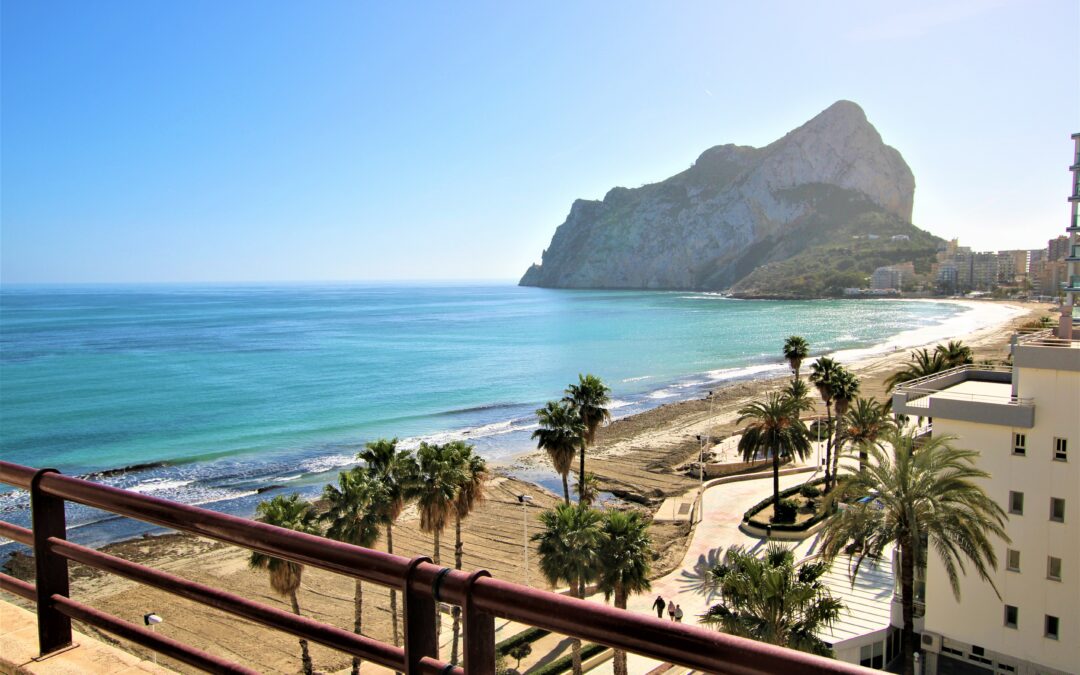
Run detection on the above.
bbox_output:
[0,461,870,675]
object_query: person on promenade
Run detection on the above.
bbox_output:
[667,600,676,621]
[674,605,684,623]
[652,595,665,619]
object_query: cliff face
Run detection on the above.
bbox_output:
[520,101,919,292]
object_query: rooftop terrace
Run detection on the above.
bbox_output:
[891,366,1033,428]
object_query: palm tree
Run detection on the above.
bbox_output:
[412,442,465,651]
[809,357,841,486]
[596,510,652,675]
[533,400,585,504]
[820,430,1008,675]
[575,472,601,506]
[736,392,812,513]
[782,378,815,418]
[884,348,948,393]
[564,374,612,502]
[782,336,810,381]
[249,494,321,675]
[448,441,488,665]
[323,470,384,675]
[838,397,894,472]
[357,438,417,647]
[533,504,601,675]
[935,340,973,368]
[701,544,841,656]
[828,368,859,488]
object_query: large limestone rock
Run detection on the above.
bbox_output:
[520,100,916,290]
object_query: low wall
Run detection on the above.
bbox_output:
[702,457,788,479]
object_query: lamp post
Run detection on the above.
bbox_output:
[144,613,163,665]
[517,495,533,587]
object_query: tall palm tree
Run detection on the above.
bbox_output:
[736,392,812,513]
[412,442,464,651]
[701,544,841,656]
[935,340,973,368]
[838,397,894,472]
[820,430,1008,675]
[809,357,841,486]
[564,374,612,502]
[532,400,585,504]
[249,494,321,675]
[448,442,488,665]
[828,368,860,489]
[323,470,385,675]
[596,510,652,675]
[783,378,815,418]
[884,348,948,393]
[357,438,417,647]
[782,336,810,381]
[575,472,601,507]
[533,504,601,675]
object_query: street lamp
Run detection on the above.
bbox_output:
[144,613,163,665]
[518,495,533,587]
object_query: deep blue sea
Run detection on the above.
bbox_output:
[0,283,973,548]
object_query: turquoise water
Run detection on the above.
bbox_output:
[0,283,965,545]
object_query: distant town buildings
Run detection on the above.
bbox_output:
[871,262,915,291]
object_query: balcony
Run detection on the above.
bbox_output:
[891,366,1034,428]
[1014,329,1080,371]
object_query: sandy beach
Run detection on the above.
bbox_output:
[1,299,1051,674]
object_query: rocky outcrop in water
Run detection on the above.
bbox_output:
[520,101,925,293]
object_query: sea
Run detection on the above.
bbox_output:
[0,283,1011,550]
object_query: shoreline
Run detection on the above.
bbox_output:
[0,298,1048,674]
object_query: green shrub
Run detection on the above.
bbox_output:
[773,498,799,523]
[529,643,608,675]
[495,627,550,657]
[799,484,822,499]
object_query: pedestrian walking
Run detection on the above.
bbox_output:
[667,600,676,621]
[674,604,684,623]
[652,595,665,619]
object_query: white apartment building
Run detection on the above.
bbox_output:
[892,332,1080,674]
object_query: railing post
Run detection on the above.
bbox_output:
[30,468,72,656]
[402,556,437,674]
[462,570,495,675]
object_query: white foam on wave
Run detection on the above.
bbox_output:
[398,417,537,451]
[299,454,357,474]
[621,375,652,382]
[704,363,788,382]
[826,300,1026,366]
[127,479,194,494]
[648,389,677,399]
[608,399,633,409]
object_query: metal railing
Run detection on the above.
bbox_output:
[1017,329,1080,348]
[0,460,871,674]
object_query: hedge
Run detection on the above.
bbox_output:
[495,627,551,657]
[742,477,835,532]
[529,643,607,675]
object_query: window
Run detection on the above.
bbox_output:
[1013,433,1026,455]
[1048,556,1062,581]
[997,664,1015,673]
[1045,615,1059,640]
[1050,498,1065,522]
[1006,549,1020,572]
[1054,437,1068,462]
[859,640,884,669]
[1009,491,1024,515]
[1004,605,1018,628]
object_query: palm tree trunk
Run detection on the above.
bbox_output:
[451,516,463,664]
[578,446,586,503]
[561,472,570,505]
[831,436,842,486]
[614,587,628,675]
[772,447,781,514]
[388,522,400,648]
[289,589,314,675]
[351,579,363,675]
[570,579,584,675]
[900,538,916,675]
[433,528,442,652]
[824,402,834,490]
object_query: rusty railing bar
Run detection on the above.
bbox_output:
[403,555,439,674]
[45,536,406,671]
[0,572,36,601]
[462,569,495,675]
[30,468,72,656]
[49,593,258,674]
[0,519,33,546]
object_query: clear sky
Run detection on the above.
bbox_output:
[2,0,1077,284]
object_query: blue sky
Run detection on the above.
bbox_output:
[2,1,1077,283]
